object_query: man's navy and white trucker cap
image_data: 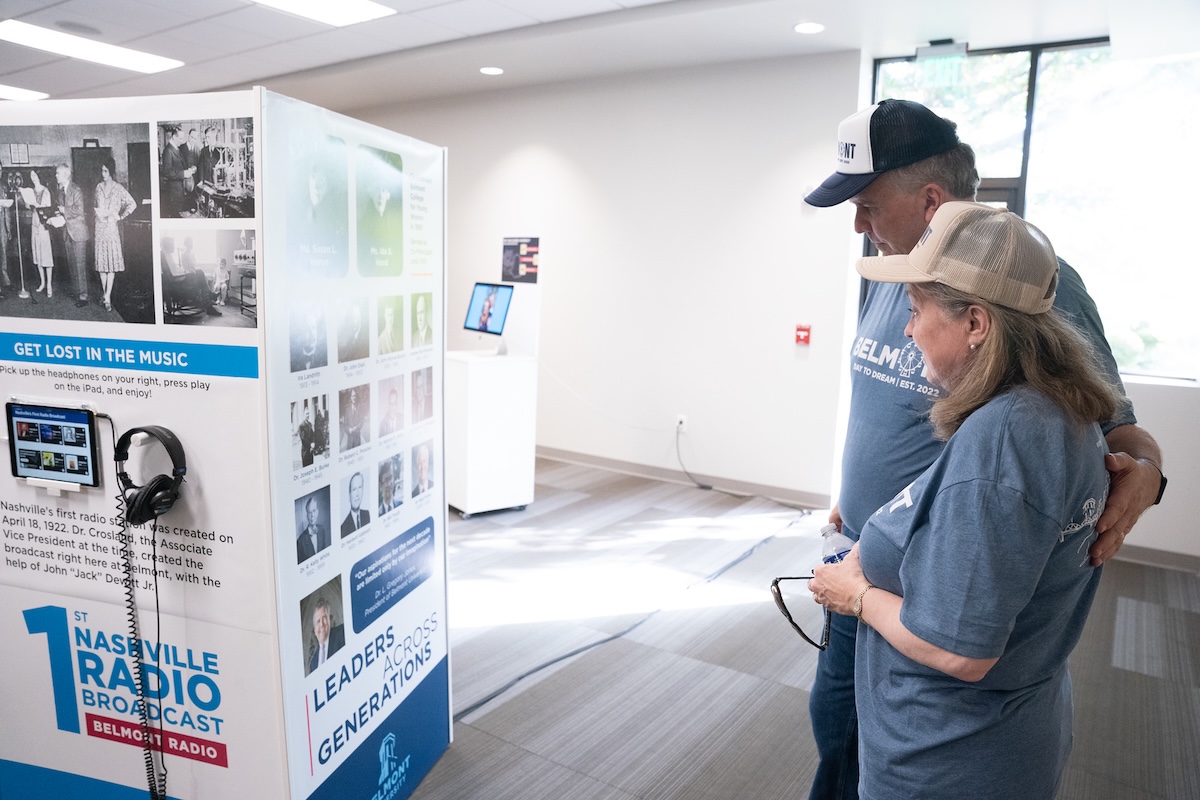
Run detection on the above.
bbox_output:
[804,99,960,207]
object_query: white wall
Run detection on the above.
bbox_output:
[357,52,863,504]
[1123,381,1200,561]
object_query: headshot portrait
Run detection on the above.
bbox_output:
[411,366,433,425]
[411,292,433,349]
[340,470,371,537]
[300,578,344,676]
[377,374,405,438]
[356,144,404,276]
[289,134,347,277]
[294,484,332,565]
[289,302,328,373]
[411,440,435,499]
[337,296,370,364]
[377,295,404,355]
[291,394,330,470]
[338,383,371,453]
[377,453,404,518]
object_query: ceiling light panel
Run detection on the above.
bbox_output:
[0,82,49,101]
[252,0,398,27]
[491,0,620,24]
[0,19,183,73]
[411,0,539,37]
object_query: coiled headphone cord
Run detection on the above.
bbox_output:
[102,414,168,800]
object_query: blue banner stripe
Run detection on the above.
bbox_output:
[0,334,258,379]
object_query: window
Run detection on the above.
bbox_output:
[876,42,1200,381]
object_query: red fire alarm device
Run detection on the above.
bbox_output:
[795,324,811,345]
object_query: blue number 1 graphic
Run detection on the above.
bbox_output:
[24,605,81,733]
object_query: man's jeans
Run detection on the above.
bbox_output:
[808,610,859,800]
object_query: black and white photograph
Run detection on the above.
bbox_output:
[356,144,403,276]
[336,296,370,363]
[377,374,405,438]
[1,123,154,323]
[337,382,370,453]
[411,365,433,424]
[410,440,435,499]
[291,394,330,470]
[289,134,347,277]
[294,484,331,566]
[411,291,433,348]
[160,228,256,326]
[157,118,254,220]
[339,470,370,538]
[299,577,344,677]
[289,302,328,373]
[376,294,404,355]
[376,451,404,519]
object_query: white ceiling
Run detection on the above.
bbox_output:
[0,0,1162,114]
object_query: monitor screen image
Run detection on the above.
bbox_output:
[7,402,101,487]
[463,283,514,336]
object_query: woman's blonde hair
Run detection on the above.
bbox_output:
[911,282,1124,440]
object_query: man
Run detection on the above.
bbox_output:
[411,444,433,498]
[378,302,400,354]
[378,460,398,517]
[339,302,368,362]
[412,368,431,423]
[296,495,329,564]
[803,99,1166,800]
[161,236,219,316]
[197,126,218,187]
[298,402,315,468]
[341,387,367,451]
[0,163,11,298]
[182,128,201,213]
[160,125,193,218]
[307,598,345,674]
[55,164,90,307]
[340,471,370,537]
[412,294,433,347]
[378,388,402,437]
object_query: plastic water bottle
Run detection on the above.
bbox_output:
[821,523,854,564]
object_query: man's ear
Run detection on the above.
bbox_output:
[920,183,951,223]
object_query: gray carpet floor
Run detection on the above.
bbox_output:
[410,458,1200,800]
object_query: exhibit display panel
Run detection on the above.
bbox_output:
[0,89,449,800]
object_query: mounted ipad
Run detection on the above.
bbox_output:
[463,282,514,336]
[7,401,102,488]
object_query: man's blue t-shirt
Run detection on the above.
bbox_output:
[838,259,1134,542]
[855,387,1109,800]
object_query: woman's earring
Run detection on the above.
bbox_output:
[970,343,978,350]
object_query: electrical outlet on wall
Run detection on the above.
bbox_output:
[676,414,688,433]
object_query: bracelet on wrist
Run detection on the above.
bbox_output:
[853,583,876,623]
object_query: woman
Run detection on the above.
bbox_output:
[28,170,55,296]
[809,202,1125,800]
[93,157,137,311]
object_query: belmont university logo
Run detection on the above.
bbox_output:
[371,733,410,800]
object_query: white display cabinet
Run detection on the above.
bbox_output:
[445,351,537,517]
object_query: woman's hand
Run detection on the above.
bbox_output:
[809,543,869,617]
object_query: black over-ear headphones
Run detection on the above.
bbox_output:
[114,426,187,526]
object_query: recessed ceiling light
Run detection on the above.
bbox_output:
[54,20,102,37]
[0,82,49,101]
[480,67,504,76]
[252,0,397,27]
[0,20,182,74]
[794,22,825,35]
